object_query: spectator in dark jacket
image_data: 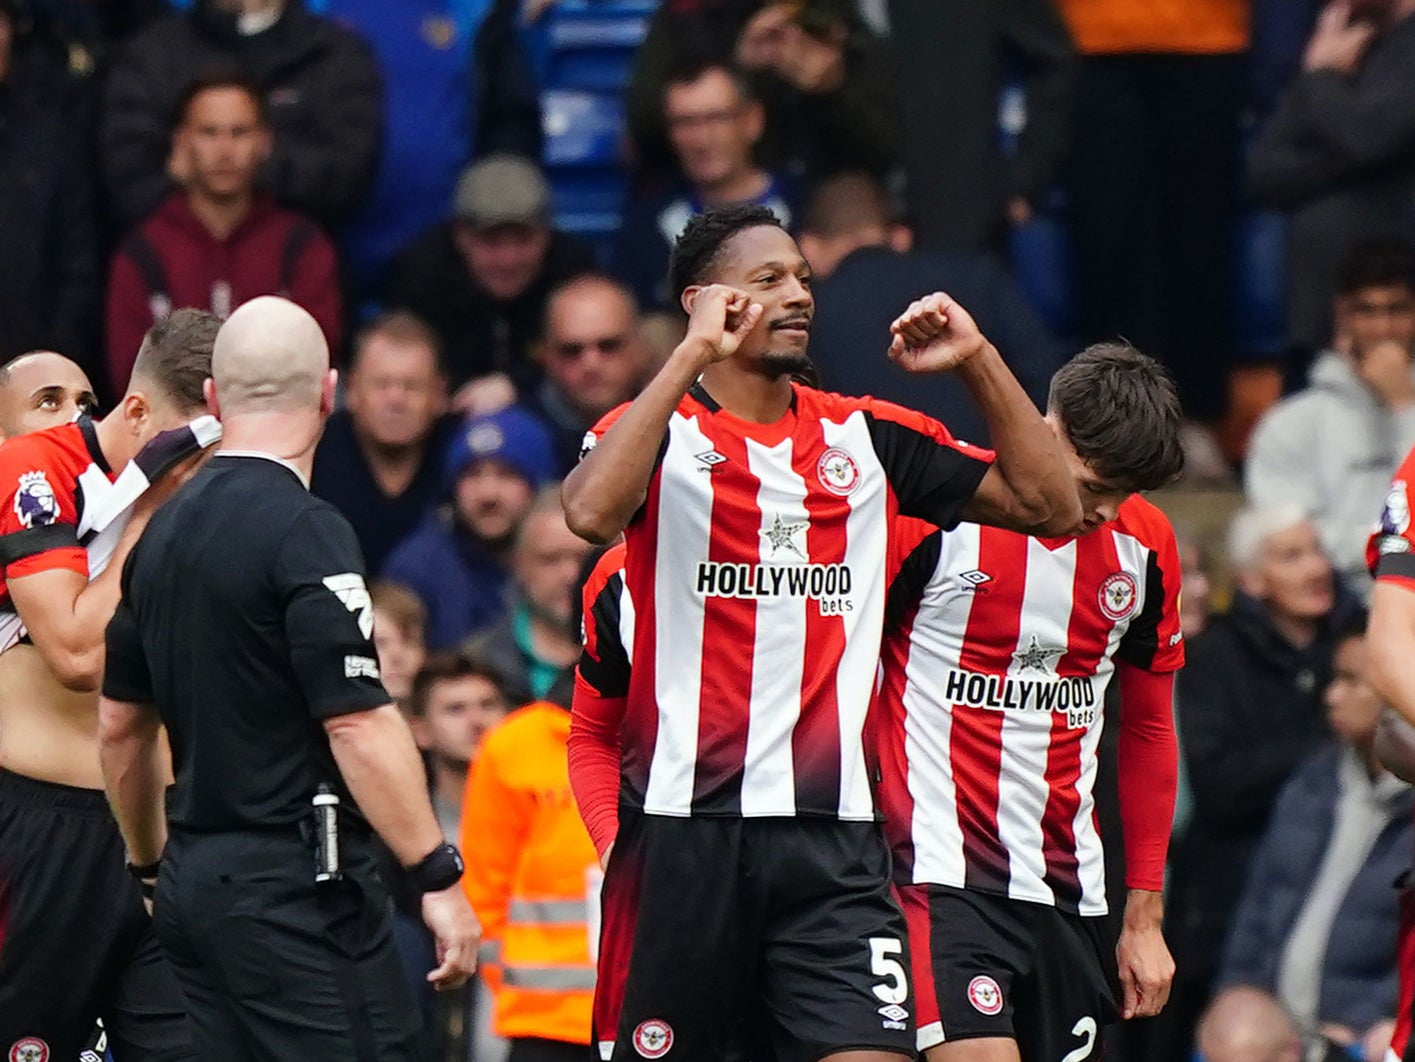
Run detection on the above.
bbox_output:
[1218,612,1411,1046]
[105,73,341,396]
[100,0,382,232]
[886,0,1075,253]
[1170,504,1358,1052]
[1249,0,1415,355]
[464,488,589,706]
[523,274,651,475]
[801,172,1064,444]
[0,0,100,379]
[384,405,557,651]
[386,154,597,412]
[613,58,798,311]
[311,312,454,574]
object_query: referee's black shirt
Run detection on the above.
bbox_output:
[104,453,391,832]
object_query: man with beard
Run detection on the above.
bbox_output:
[385,405,557,650]
[564,203,1079,1062]
[467,489,592,705]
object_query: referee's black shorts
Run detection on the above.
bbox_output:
[0,769,192,1060]
[155,827,424,1062]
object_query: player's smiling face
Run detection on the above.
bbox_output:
[713,225,815,377]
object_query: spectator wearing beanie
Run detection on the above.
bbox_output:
[384,405,557,651]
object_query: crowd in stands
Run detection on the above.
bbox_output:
[11,0,1415,1059]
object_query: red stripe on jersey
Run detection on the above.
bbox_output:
[898,885,939,1032]
[691,426,762,811]
[790,415,848,812]
[875,600,922,880]
[1392,888,1415,1059]
[953,529,1028,896]
[1040,531,1121,907]
[621,476,663,805]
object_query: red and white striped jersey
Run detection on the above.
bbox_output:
[874,496,1183,915]
[582,382,992,820]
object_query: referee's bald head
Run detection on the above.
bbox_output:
[211,296,330,416]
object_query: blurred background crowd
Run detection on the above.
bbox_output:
[7,0,1415,1059]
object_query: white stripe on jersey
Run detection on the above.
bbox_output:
[826,414,888,820]
[617,576,636,668]
[646,412,715,816]
[996,537,1079,905]
[905,524,981,886]
[741,435,807,816]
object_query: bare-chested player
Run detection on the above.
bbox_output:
[0,314,220,1061]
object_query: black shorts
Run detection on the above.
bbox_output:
[594,812,914,1062]
[0,769,193,1061]
[155,827,424,1062]
[899,883,1117,1060]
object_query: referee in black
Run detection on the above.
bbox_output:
[98,296,480,1060]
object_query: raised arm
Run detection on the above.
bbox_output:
[562,285,761,543]
[889,293,1081,535]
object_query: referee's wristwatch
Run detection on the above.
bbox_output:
[408,842,464,894]
[126,858,161,901]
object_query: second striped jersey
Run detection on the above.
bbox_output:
[875,496,1183,915]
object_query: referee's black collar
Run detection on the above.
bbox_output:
[213,450,310,491]
[77,415,112,474]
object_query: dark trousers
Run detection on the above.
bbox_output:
[1066,53,1244,422]
[506,1038,595,1062]
[155,828,425,1061]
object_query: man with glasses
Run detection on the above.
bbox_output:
[612,57,799,313]
[527,274,653,474]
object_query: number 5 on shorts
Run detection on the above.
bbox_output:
[868,937,908,1005]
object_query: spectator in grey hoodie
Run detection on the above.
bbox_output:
[1246,241,1415,593]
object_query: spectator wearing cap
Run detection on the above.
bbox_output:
[384,405,558,651]
[100,0,382,232]
[312,311,456,574]
[386,153,597,416]
[464,488,591,705]
[526,273,652,474]
[105,72,342,399]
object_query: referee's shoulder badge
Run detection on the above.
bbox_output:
[13,471,58,529]
[322,573,374,639]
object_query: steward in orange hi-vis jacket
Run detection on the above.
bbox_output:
[462,700,601,1049]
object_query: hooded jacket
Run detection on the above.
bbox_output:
[101,0,382,230]
[1246,349,1415,591]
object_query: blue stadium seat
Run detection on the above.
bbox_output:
[1231,209,1289,363]
[522,0,656,93]
[542,88,624,169]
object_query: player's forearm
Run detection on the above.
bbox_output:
[1122,888,1165,932]
[97,698,168,865]
[1117,666,1177,890]
[56,511,154,689]
[568,676,625,856]
[562,341,710,543]
[957,343,1080,534]
[326,703,446,866]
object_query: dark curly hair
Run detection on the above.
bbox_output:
[668,203,786,302]
[1047,342,1185,493]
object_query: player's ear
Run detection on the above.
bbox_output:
[681,285,704,318]
[121,392,150,435]
[202,377,221,421]
[320,369,338,418]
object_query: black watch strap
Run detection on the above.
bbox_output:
[408,842,464,894]
[126,858,161,881]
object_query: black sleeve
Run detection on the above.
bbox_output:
[1376,552,1415,581]
[884,531,943,635]
[578,571,630,698]
[103,596,153,703]
[1117,552,1168,669]
[276,506,392,719]
[865,410,992,530]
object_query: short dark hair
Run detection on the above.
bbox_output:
[1336,240,1415,297]
[1047,342,1184,493]
[663,54,757,107]
[802,171,895,238]
[172,69,268,133]
[131,308,219,413]
[407,652,510,719]
[669,203,785,300]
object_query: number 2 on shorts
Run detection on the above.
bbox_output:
[868,937,908,1005]
[1060,1016,1098,1062]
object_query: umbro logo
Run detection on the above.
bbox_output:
[958,569,991,591]
[695,450,728,470]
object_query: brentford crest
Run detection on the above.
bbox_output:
[632,1019,674,1059]
[817,448,861,496]
[10,1038,49,1062]
[967,976,1004,1016]
[1098,572,1138,621]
